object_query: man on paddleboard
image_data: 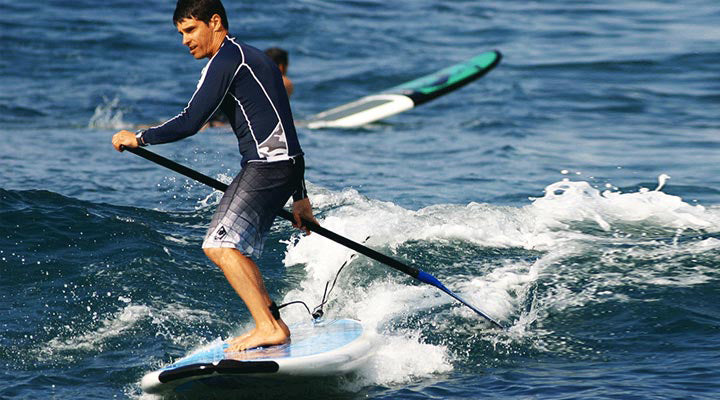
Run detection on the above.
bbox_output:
[111,0,316,351]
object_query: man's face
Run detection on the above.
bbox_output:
[176,17,216,59]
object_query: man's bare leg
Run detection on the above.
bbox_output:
[204,247,290,351]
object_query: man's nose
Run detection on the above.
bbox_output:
[182,34,191,46]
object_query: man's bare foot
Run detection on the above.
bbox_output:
[226,319,290,352]
[227,328,256,348]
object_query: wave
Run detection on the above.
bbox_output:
[279,176,720,382]
[3,177,719,389]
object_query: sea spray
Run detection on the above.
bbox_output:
[280,176,720,383]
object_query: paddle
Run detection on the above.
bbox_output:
[121,146,505,330]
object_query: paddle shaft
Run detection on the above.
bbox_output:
[122,146,503,329]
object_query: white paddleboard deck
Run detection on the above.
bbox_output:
[302,50,502,129]
[141,319,374,394]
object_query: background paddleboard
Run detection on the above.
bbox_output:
[303,50,502,129]
[141,319,374,395]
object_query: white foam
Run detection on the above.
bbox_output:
[530,179,717,232]
[453,260,537,325]
[279,176,720,378]
[358,331,453,386]
[88,96,129,130]
[291,177,720,259]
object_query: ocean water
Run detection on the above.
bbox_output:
[1,0,719,398]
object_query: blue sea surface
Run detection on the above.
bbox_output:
[1,0,719,399]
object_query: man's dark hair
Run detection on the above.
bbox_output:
[264,47,289,67]
[173,0,229,30]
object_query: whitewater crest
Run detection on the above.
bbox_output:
[278,176,719,383]
[530,177,715,232]
[287,176,718,260]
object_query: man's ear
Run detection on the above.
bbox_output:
[210,14,224,32]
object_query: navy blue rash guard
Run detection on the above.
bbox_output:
[138,36,303,167]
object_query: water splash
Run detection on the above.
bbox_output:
[36,302,215,365]
[279,176,720,382]
[88,96,129,130]
[532,178,715,232]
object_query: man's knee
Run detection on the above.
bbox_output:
[204,247,250,264]
[204,246,224,262]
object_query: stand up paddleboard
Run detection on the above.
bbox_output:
[141,319,374,395]
[303,50,502,129]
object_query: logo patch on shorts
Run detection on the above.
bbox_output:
[214,226,227,241]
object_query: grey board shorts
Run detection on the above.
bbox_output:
[202,157,304,260]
